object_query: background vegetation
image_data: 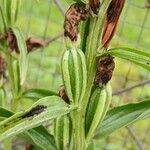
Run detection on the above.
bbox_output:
[0,0,150,149]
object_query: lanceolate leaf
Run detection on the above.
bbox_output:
[0,96,74,141]
[0,107,57,150]
[22,89,58,100]
[19,126,57,150]
[94,100,150,139]
[12,27,28,85]
[106,47,150,71]
[4,0,21,25]
[0,107,13,120]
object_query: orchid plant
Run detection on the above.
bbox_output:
[0,0,150,150]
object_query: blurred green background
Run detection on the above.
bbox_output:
[13,0,150,149]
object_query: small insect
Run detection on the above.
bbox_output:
[22,105,47,118]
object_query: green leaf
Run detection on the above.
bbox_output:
[12,27,28,85]
[94,100,150,139]
[0,107,13,120]
[14,0,21,22]
[1,0,21,26]
[19,126,57,150]
[0,107,57,150]
[0,96,74,141]
[0,1,7,30]
[106,47,150,71]
[0,88,6,107]
[22,89,58,100]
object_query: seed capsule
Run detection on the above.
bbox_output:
[61,48,87,104]
[85,86,106,140]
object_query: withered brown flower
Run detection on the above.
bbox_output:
[6,31,19,53]
[102,0,125,48]
[59,85,69,104]
[64,3,88,41]
[89,0,101,15]
[26,37,46,53]
[6,30,45,53]
[94,55,115,85]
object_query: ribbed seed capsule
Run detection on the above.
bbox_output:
[100,83,112,123]
[85,86,106,141]
[61,48,87,104]
[54,116,71,150]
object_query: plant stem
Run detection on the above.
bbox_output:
[0,85,6,107]
[72,110,84,150]
[81,0,112,147]
[5,52,21,111]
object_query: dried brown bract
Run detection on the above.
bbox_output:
[102,0,125,48]
[0,55,6,79]
[26,37,46,53]
[94,55,115,85]
[89,0,101,15]
[6,31,19,53]
[59,85,69,103]
[64,3,89,41]
[6,31,45,53]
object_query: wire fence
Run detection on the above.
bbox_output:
[12,0,150,149]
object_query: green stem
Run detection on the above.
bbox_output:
[0,86,6,107]
[65,1,112,149]
[81,0,112,147]
[72,110,84,150]
[5,52,21,111]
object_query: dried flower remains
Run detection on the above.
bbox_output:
[94,55,115,85]
[89,0,101,15]
[64,3,89,41]
[102,0,125,48]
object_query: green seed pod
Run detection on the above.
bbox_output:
[61,48,87,104]
[54,116,71,150]
[100,83,112,122]
[85,86,106,141]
